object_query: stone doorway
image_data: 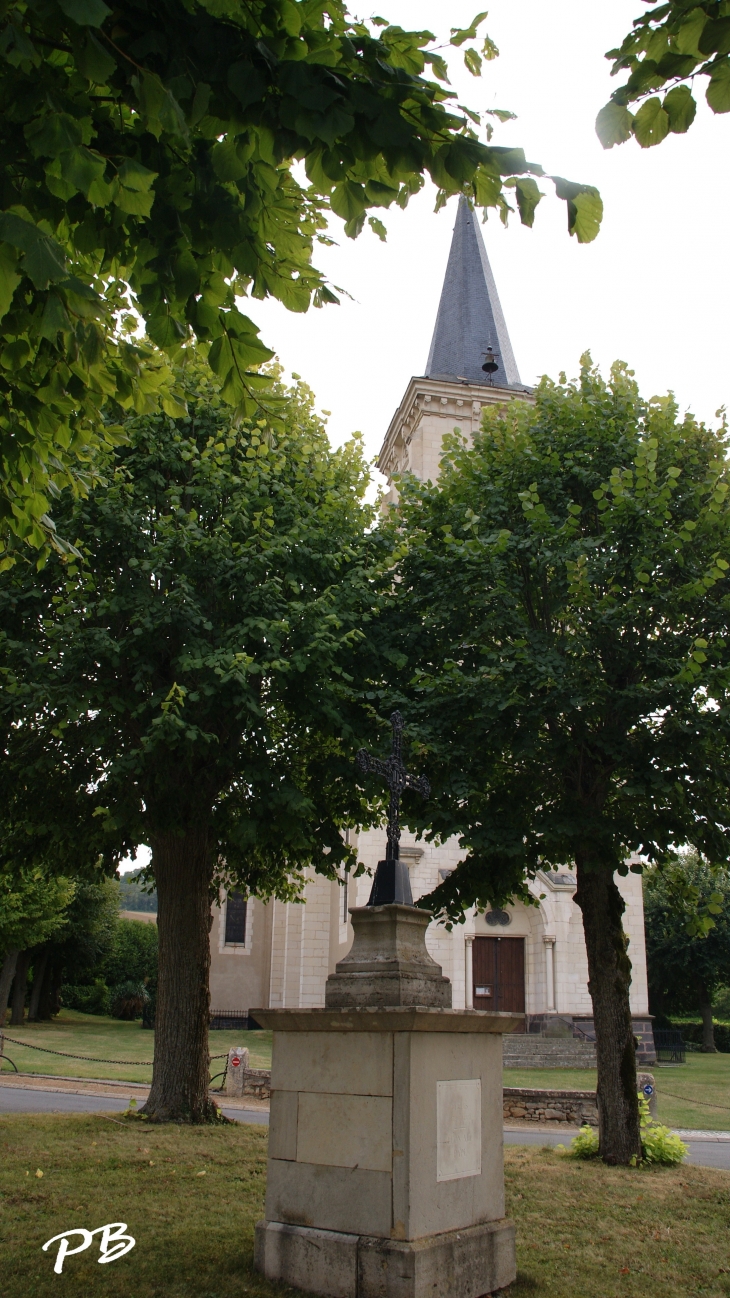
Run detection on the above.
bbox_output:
[473,936,525,1025]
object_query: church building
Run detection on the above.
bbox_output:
[210,199,655,1063]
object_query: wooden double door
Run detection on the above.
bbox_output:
[473,936,525,1020]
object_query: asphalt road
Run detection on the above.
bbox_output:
[1,1087,728,1167]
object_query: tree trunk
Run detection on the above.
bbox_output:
[698,985,717,1052]
[10,949,31,1026]
[141,830,219,1124]
[37,962,62,1020]
[574,861,642,1165]
[0,950,19,1027]
[27,948,49,1022]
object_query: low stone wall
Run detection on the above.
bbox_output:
[503,1086,598,1126]
[238,1070,594,1122]
[243,1067,271,1100]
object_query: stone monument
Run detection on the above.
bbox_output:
[253,714,519,1298]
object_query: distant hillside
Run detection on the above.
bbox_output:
[118,869,157,913]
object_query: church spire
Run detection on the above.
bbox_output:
[425,196,522,389]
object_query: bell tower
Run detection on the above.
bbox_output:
[378,197,533,492]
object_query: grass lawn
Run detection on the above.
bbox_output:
[504,1052,730,1132]
[1,1010,273,1083]
[0,1113,729,1298]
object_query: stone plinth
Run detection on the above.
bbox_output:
[324,905,451,1009]
[252,1006,521,1298]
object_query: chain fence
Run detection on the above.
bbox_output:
[0,1032,228,1069]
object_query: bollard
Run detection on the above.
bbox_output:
[637,1071,658,1120]
[225,1046,249,1097]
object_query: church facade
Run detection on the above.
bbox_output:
[210,199,655,1060]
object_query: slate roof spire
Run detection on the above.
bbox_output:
[425,196,521,389]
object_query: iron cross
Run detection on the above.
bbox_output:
[356,712,430,862]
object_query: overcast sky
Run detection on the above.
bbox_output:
[248,0,730,469]
[120,4,729,874]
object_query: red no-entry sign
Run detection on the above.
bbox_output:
[231,1056,241,1068]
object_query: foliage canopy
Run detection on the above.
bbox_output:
[0,0,602,564]
[598,3,730,150]
[381,360,730,922]
[0,356,377,893]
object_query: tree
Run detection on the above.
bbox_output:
[0,866,75,1023]
[37,876,120,1019]
[0,358,377,1120]
[597,3,730,151]
[379,359,730,1164]
[644,855,730,1051]
[0,1,602,563]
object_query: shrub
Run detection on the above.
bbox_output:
[672,1021,730,1053]
[61,979,110,1016]
[568,1097,688,1165]
[109,980,149,1021]
[569,1125,600,1158]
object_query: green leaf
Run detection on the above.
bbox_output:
[424,52,450,83]
[633,97,670,148]
[464,47,482,77]
[60,146,107,199]
[280,0,302,36]
[133,72,188,141]
[226,61,267,109]
[664,85,697,134]
[22,236,67,289]
[513,177,543,227]
[25,113,83,160]
[40,292,71,340]
[77,31,116,82]
[0,243,21,322]
[699,15,730,57]
[56,0,111,26]
[450,11,488,47]
[113,185,155,216]
[551,180,603,244]
[596,101,634,149]
[117,160,158,192]
[676,8,708,57]
[707,60,730,114]
[330,181,366,222]
[368,216,387,241]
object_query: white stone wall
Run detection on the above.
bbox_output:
[207,836,650,1018]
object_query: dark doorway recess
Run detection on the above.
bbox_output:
[473,936,525,1025]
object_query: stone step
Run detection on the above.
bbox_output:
[503,1036,597,1069]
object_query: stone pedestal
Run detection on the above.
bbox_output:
[324,905,451,1010]
[253,903,520,1298]
[252,1004,521,1298]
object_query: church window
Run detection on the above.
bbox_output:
[486,908,511,927]
[224,891,247,944]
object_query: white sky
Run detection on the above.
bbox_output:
[121,4,729,874]
[247,0,730,467]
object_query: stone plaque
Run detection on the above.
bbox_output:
[436,1079,481,1182]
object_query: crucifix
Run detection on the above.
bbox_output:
[356,711,430,907]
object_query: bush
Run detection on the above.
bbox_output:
[568,1097,688,1166]
[61,979,110,1016]
[102,919,158,988]
[671,1020,730,1053]
[109,980,149,1021]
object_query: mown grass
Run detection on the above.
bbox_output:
[504,1053,730,1132]
[0,1009,273,1082]
[0,1114,729,1298]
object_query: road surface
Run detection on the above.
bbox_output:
[1,1086,727,1167]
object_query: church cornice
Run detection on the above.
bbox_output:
[377,374,534,484]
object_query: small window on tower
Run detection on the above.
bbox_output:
[342,870,349,924]
[224,891,247,945]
